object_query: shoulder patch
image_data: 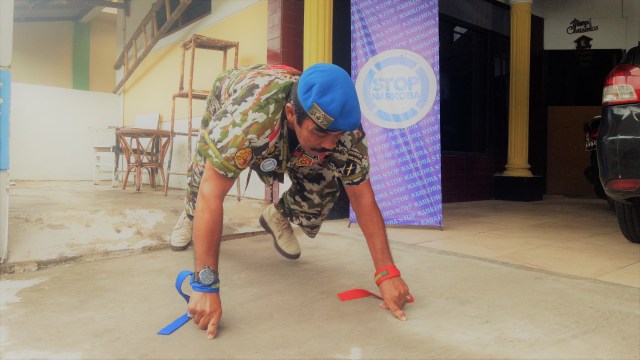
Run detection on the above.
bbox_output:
[234,148,253,169]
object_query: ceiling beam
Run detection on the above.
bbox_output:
[80,7,104,23]
[75,0,129,11]
[14,16,80,22]
[14,0,129,22]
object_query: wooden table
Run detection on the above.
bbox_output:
[115,128,171,191]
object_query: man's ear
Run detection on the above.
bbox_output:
[285,102,296,123]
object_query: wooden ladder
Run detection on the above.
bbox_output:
[112,0,192,94]
[163,34,239,196]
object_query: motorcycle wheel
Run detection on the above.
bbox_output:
[614,201,640,243]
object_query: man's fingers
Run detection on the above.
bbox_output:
[193,313,221,338]
[376,277,411,321]
[193,312,204,326]
[206,322,219,340]
[392,308,407,321]
[384,300,407,321]
[188,292,223,340]
[205,312,222,340]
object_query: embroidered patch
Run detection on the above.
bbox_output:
[347,151,365,163]
[296,155,314,167]
[307,103,334,129]
[260,158,277,172]
[343,159,358,176]
[265,144,276,156]
[343,150,365,176]
[234,148,253,169]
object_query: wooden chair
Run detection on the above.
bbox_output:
[116,128,171,191]
[121,113,160,187]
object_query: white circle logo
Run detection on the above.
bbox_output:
[355,49,437,129]
[260,158,277,172]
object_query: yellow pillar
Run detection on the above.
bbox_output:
[303,0,333,69]
[503,0,533,177]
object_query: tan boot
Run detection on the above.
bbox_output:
[170,210,192,251]
[259,204,301,259]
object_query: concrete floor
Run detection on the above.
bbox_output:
[2,181,266,271]
[1,181,639,359]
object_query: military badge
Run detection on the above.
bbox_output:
[234,148,253,169]
[307,103,334,129]
[260,158,277,172]
[343,159,358,176]
[343,151,365,176]
[296,155,314,167]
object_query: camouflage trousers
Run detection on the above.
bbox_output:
[185,148,341,238]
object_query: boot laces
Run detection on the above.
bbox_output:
[273,209,292,232]
[174,212,188,229]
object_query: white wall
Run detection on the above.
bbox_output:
[541,0,637,50]
[623,0,640,49]
[10,83,121,180]
[8,83,279,199]
[0,0,12,67]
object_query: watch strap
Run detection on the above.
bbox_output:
[195,266,218,285]
[190,276,220,293]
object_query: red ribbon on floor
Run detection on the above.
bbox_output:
[337,288,415,302]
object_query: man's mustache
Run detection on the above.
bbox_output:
[311,147,334,155]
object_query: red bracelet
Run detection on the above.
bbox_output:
[374,264,401,286]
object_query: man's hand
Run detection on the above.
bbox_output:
[344,182,412,320]
[188,291,222,339]
[378,276,411,321]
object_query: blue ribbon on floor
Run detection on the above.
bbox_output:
[157,270,193,335]
[157,270,220,335]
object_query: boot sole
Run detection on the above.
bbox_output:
[259,215,301,260]
[170,240,191,252]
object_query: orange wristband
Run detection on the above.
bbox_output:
[374,264,401,286]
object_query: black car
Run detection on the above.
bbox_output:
[598,46,640,243]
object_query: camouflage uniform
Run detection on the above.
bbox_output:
[186,64,369,237]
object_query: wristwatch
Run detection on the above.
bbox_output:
[194,266,219,286]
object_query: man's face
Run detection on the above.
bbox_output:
[294,117,345,156]
[285,102,345,156]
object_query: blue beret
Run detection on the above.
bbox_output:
[297,63,361,132]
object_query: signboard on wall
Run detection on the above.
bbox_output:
[545,17,627,50]
[351,0,442,226]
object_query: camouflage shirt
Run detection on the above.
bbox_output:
[198,64,370,186]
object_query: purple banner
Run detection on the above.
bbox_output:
[351,0,442,226]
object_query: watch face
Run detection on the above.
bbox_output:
[198,268,217,286]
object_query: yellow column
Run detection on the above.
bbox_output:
[303,0,333,69]
[503,0,533,177]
